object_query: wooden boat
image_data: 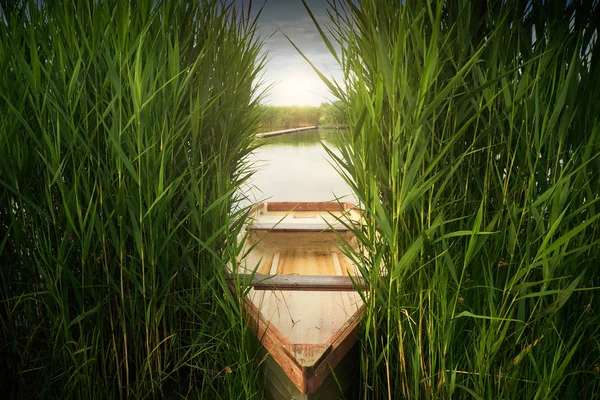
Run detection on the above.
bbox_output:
[231,202,366,399]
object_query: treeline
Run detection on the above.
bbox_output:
[258,102,346,131]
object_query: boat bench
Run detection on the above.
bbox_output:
[249,222,350,231]
[244,274,367,291]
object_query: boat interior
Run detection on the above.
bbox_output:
[234,202,364,346]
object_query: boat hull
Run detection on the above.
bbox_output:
[261,343,360,399]
[232,202,365,396]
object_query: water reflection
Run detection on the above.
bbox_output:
[241,128,355,204]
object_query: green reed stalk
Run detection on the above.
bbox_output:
[302,0,600,398]
[0,1,266,398]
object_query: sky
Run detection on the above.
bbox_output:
[240,0,343,106]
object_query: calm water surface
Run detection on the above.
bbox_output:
[242,128,355,204]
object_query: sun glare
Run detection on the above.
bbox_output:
[266,64,332,106]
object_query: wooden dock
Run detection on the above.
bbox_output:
[256,125,317,138]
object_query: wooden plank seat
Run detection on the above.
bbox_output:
[233,273,368,291]
[248,221,350,231]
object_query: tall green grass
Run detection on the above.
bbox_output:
[0,1,266,398]
[257,102,347,131]
[304,0,600,398]
[258,105,322,130]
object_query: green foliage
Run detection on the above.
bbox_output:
[306,0,600,398]
[319,101,347,126]
[0,0,266,398]
[258,105,321,130]
[257,102,346,131]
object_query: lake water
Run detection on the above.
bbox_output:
[241,128,355,204]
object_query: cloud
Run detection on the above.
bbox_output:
[237,0,343,105]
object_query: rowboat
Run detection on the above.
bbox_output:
[232,202,366,399]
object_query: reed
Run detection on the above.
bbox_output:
[303,1,600,398]
[258,105,321,130]
[257,102,347,131]
[0,0,266,398]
